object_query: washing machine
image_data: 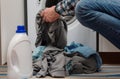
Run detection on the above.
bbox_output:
[27,0,97,50]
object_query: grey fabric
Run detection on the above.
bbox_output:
[33,49,98,77]
[48,50,66,77]
[35,12,67,49]
[34,10,67,78]
[67,53,97,74]
[34,46,66,78]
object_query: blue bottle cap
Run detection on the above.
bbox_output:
[16,25,26,33]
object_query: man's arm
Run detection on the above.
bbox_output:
[41,0,80,22]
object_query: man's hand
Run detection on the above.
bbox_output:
[40,6,60,22]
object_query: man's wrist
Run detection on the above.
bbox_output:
[52,6,60,18]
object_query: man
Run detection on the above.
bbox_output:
[41,0,120,49]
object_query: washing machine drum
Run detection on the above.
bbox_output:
[45,0,62,7]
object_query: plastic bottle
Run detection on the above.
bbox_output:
[7,25,33,79]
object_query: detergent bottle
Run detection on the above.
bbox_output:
[7,25,33,79]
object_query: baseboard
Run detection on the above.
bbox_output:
[99,52,120,64]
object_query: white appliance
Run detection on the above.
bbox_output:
[27,0,96,50]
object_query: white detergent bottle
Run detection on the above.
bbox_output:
[7,25,33,79]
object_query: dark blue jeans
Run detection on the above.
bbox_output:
[75,0,120,49]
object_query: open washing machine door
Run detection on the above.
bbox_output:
[63,15,96,50]
[27,0,97,50]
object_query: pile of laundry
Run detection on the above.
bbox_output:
[32,12,102,78]
[32,42,102,78]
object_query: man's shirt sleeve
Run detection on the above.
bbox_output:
[55,0,80,16]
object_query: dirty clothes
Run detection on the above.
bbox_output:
[65,52,97,74]
[35,13,67,49]
[33,46,66,78]
[32,46,46,62]
[64,42,102,70]
[33,44,102,76]
[33,9,67,78]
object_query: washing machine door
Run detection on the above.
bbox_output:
[27,0,96,50]
[63,15,96,50]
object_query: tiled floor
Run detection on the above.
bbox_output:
[30,76,120,79]
[1,77,120,79]
[31,76,120,79]
[0,64,120,79]
[30,64,120,79]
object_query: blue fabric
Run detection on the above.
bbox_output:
[75,0,120,49]
[32,46,46,62]
[64,42,102,69]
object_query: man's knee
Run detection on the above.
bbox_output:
[75,0,94,16]
[75,0,99,23]
[75,0,98,28]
